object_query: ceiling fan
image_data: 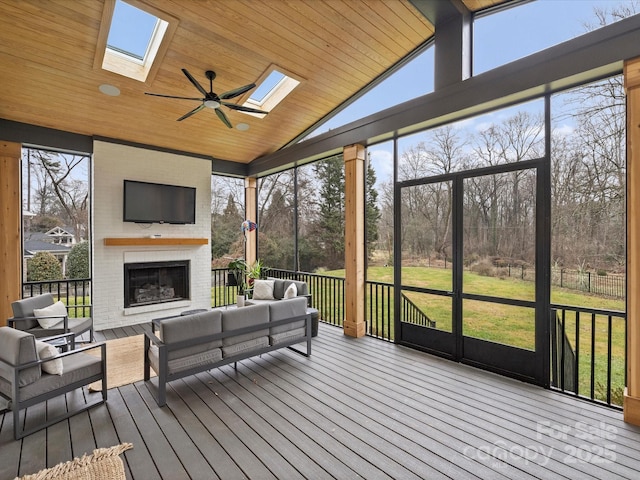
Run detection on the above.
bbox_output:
[145,69,268,128]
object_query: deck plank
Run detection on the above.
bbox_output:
[168,376,278,480]
[197,369,340,480]
[135,382,220,480]
[118,383,191,479]
[3,323,640,480]
[106,387,161,480]
[45,394,74,468]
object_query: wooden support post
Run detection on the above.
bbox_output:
[244,177,257,266]
[625,56,640,425]
[344,144,366,338]
[0,140,22,326]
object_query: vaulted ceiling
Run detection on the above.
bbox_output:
[0,0,512,164]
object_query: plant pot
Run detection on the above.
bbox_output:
[237,294,245,308]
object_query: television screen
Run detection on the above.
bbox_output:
[123,180,196,224]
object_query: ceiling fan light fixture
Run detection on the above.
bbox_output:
[236,123,250,131]
[204,99,220,109]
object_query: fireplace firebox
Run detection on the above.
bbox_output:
[124,261,189,308]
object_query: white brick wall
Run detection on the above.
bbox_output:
[92,141,212,330]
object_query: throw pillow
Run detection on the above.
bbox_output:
[284,283,297,299]
[252,279,275,300]
[33,300,67,329]
[35,340,63,375]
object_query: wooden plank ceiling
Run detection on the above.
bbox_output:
[0,0,510,164]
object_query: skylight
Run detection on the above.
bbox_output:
[107,0,158,61]
[249,71,286,103]
[241,66,301,118]
[100,0,171,82]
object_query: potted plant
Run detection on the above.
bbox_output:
[247,259,269,291]
[227,258,248,305]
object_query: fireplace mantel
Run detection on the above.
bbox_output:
[104,237,208,246]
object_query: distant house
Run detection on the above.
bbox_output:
[23,226,77,278]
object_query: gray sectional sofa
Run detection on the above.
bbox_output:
[246,277,311,306]
[144,296,311,406]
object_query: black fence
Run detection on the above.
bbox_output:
[22,278,92,318]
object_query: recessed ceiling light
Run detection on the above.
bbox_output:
[99,84,120,96]
[236,123,250,131]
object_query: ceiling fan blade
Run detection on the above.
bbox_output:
[177,103,205,121]
[215,108,233,128]
[145,92,203,101]
[181,68,209,97]
[219,83,256,100]
[222,102,268,115]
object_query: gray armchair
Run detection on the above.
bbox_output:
[8,293,94,343]
[0,326,106,439]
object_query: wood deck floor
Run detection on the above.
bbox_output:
[2,322,640,480]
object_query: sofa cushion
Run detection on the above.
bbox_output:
[270,327,306,346]
[33,301,68,329]
[11,293,56,330]
[149,345,222,375]
[271,278,308,299]
[221,304,269,347]
[222,337,269,357]
[160,310,222,361]
[0,326,41,387]
[269,297,308,335]
[252,280,275,300]
[35,340,63,375]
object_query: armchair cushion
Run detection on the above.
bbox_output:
[2,350,103,403]
[10,294,94,343]
[33,301,68,329]
[0,327,40,386]
[11,293,56,330]
[35,340,63,375]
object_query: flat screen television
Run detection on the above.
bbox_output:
[123,180,196,224]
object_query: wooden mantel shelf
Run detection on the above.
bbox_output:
[104,237,208,246]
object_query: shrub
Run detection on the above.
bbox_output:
[66,241,90,279]
[27,251,63,281]
[470,259,495,277]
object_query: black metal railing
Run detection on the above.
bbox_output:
[22,279,92,317]
[402,294,436,328]
[269,269,345,327]
[211,268,240,307]
[366,280,393,341]
[550,304,626,408]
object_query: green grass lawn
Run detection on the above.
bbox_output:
[322,266,626,404]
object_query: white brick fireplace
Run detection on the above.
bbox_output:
[92,141,212,330]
